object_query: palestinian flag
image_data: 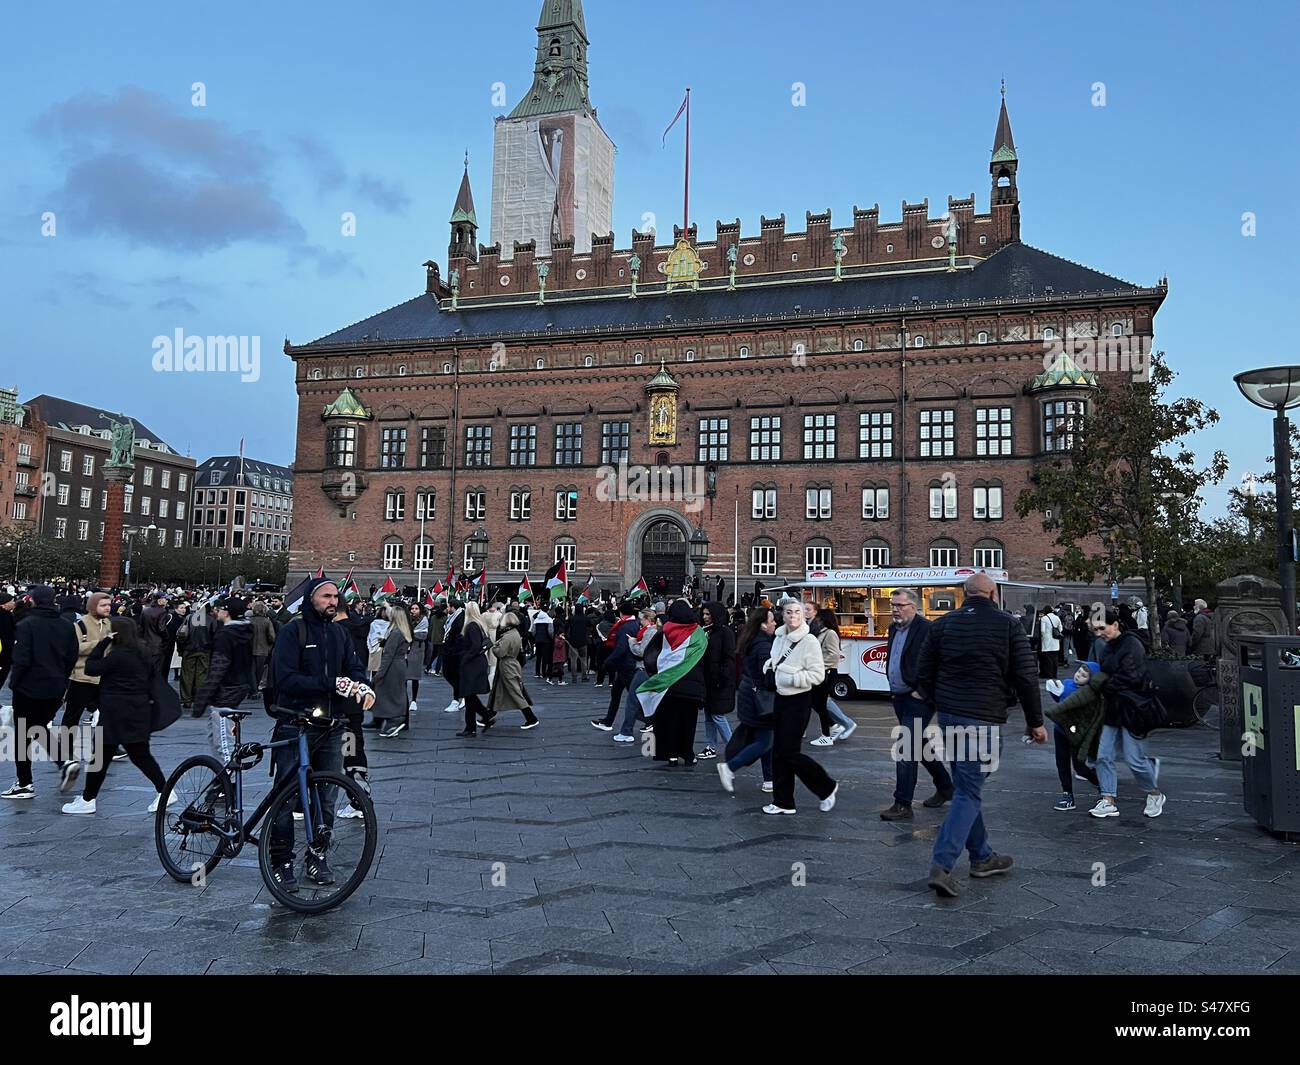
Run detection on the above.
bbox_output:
[517,575,534,602]
[283,575,313,614]
[575,573,595,605]
[431,578,446,602]
[636,622,708,719]
[315,567,325,579]
[471,571,486,602]
[627,577,650,600]
[373,576,398,604]
[423,589,437,609]
[544,559,567,601]
[340,566,359,604]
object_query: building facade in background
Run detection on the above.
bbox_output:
[190,455,294,552]
[284,3,1164,596]
[0,388,46,535]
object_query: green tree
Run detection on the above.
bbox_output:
[1016,352,1227,649]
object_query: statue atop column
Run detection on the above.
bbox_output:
[99,413,136,468]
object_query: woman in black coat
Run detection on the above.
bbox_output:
[640,600,707,765]
[456,603,494,737]
[62,618,170,816]
[717,607,777,793]
[700,601,736,759]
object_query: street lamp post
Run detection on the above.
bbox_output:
[466,527,489,598]
[688,525,710,600]
[1234,367,1300,633]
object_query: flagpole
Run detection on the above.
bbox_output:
[418,511,425,598]
[683,87,691,235]
[733,497,738,605]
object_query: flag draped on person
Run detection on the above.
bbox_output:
[373,576,398,604]
[544,560,567,601]
[518,575,534,602]
[635,620,708,718]
[627,577,650,600]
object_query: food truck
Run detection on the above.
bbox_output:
[776,567,1058,699]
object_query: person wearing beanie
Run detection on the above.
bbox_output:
[3,585,79,801]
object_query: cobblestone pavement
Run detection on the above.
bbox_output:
[2,677,1297,975]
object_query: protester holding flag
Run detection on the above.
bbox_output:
[635,600,707,765]
[763,600,837,815]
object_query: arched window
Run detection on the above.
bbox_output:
[972,538,1004,569]
[553,537,577,567]
[354,366,365,378]
[979,234,988,245]
[535,358,545,369]
[382,537,404,571]
[384,489,405,521]
[792,342,806,356]
[397,364,407,376]
[1042,327,1055,341]
[685,349,695,362]
[584,355,594,367]
[633,351,644,365]
[913,335,925,348]
[310,368,322,380]
[751,537,777,576]
[442,362,452,373]
[507,537,531,572]
[863,538,890,568]
[977,331,989,344]
[886,243,894,253]
[928,538,958,568]
[972,481,1004,521]
[853,339,864,351]
[1111,322,1124,337]
[805,537,832,572]
[738,345,750,358]
[928,478,957,520]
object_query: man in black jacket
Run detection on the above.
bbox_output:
[880,589,953,821]
[2,585,79,799]
[916,573,1046,897]
[265,578,371,892]
[193,596,256,718]
[0,591,16,693]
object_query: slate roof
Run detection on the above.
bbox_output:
[196,456,294,491]
[295,243,1158,352]
[22,394,176,451]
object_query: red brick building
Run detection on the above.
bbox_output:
[285,4,1164,597]
[0,388,46,534]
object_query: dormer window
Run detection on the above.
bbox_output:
[354,367,365,378]
[977,331,989,344]
[549,37,561,57]
[1111,322,1124,337]
[1042,327,1055,341]
[886,243,894,253]
[913,336,925,348]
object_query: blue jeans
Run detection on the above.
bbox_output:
[618,668,647,736]
[268,721,344,866]
[725,727,773,781]
[704,713,733,748]
[892,693,953,804]
[931,712,1001,872]
[1093,724,1158,797]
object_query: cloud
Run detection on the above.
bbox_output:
[354,173,410,213]
[43,270,130,310]
[293,135,347,192]
[289,243,366,280]
[153,296,199,313]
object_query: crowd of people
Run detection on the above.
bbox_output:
[0,572,1198,897]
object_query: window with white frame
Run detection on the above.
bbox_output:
[751,542,777,576]
[79,487,91,508]
[977,330,989,344]
[929,482,957,520]
[178,473,188,492]
[77,519,89,541]
[382,541,404,570]
[464,424,492,467]
[972,541,1004,568]
[161,469,171,489]
[555,487,578,521]
[749,415,781,461]
[805,486,831,520]
[142,466,153,486]
[414,490,436,521]
[805,542,832,571]
[863,540,891,567]
[751,487,776,520]
[385,490,405,521]
[508,541,530,572]
[140,496,151,516]
[158,499,169,519]
[973,484,1004,520]
[919,408,955,457]
[82,455,94,476]
[464,490,485,521]
[57,483,69,506]
[928,541,958,567]
[509,424,537,466]
[510,489,532,520]
[858,410,893,459]
[862,486,889,520]
[414,540,436,571]
[176,500,185,521]
[54,517,67,539]
[696,417,729,462]
[553,422,582,465]
[975,406,1012,457]
[802,413,836,460]
[554,540,577,567]
[59,450,72,472]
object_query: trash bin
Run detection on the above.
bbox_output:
[1237,634,1300,835]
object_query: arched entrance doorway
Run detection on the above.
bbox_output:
[640,519,686,598]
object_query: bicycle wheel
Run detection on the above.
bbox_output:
[155,755,235,884]
[257,770,376,914]
[1192,684,1220,727]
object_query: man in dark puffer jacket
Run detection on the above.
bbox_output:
[915,573,1046,898]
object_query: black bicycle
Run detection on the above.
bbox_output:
[154,710,376,914]
[1190,659,1219,727]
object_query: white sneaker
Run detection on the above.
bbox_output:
[148,791,177,813]
[1144,792,1166,818]
[1045,679,1065,697]
[762,803,796,815]
[62,796,96,815]
[717,762,735,793]
[810,735,834,747]
[835,721,857,741]
[1,782,34,800]
[829,724,845,739]
[761,781,774,793]
[443,700,461,714]
[408,700,418,714]
[612,734,635,744]
[1089,798,1120,818]
[336,803,365,820]
[819,785,839,813]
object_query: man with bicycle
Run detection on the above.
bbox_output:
[266,577,372,893]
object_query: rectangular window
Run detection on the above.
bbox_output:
[205,489,215,505]
[174,529,183,548]
[419,425,447,469]
[79,487,91,509]
[415,491,436,521]
[696,417,729,462]
[218,509,227,525]
[751,544,777,576]
[77,519,89,541]
[554,541,576,567]
[380,427,407,468]
[802,414,836,460]
[508,424,537,467]
[464,424,493,467]
[508,542,530,572]
[176,500,185,521]
[327,426,357,468]
[555,489,578,522]
[122,491,132,514]
[219,489,229,505]
[414,541,436,572]
[510,490,532,520]
[805,487,831,520]
[600,421,630,465]
[235,490,246,506]
[234,508,244,526]
[1043,399,1086,452]
[55,517,67,539]
[12,502,27,520]
[858,410,894,459]
[929,546,959,567]
[973,546,1004,568]
[82,455,94,476]
[919,409,955,458]
[863,544,891,567]
[15,472,28,489]
[385,492,406,521]
[975,407,1013,457]
[159,499,169,519]
[861,487,889,519]
[464,491,485,521]
[178,473,188,493]
[140,496,151,516]
[57,483,69,506]
[233,530,244,549]
[383,542,404,570]
[751,488,776,520]
[142,466,153,486]
[806,544,832,571]
[973,486,1004,520]
[929,485,958,519]
[161,469,171,489]
[554,423,582,465]
[749,415,782,461]
[18,442,31,460]
[59,450,72,473]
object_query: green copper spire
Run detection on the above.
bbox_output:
[508,0,593,119]
[449,157,476,227]
[991,84,1017,163]
[1027,352,1097,392]
[321,387,372,420]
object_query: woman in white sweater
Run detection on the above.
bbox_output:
[762,600,838,815]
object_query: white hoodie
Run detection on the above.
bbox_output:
[764,624,826,695]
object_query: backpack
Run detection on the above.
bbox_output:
[264,616,311,718]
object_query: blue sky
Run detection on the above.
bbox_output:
[2,0,1296,515]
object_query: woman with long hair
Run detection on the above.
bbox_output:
[407,601,428,714]
[456,602,495,737]
[489,610,539,729]
[717,606,777,795]
[373,602,413,738]
[62,618,172,815]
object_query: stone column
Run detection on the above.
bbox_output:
[99,467,133,589]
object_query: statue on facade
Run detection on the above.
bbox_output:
[537,260,550,304]
[832,234,846,282]
[449,267,460,311]
[99,413,136,468]
[726,243,738,290]
[944,213,959,272]
[629,252,641,298]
